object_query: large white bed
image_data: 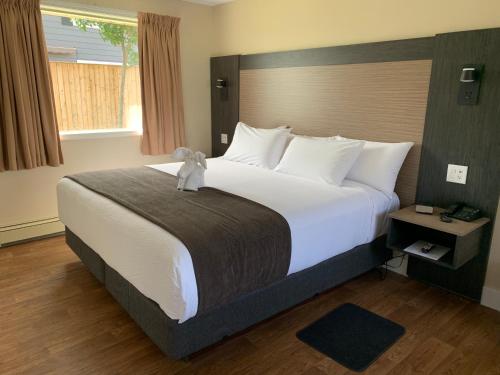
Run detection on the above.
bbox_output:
[58,157,399,323]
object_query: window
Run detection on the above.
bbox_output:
[41,8,141,134]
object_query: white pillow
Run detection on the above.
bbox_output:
[223,122,291,169]
[275,136,364,185]
[334,136,413,193]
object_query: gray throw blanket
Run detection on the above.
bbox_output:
[66,167,292,315]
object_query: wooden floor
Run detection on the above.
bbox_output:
[1,236,499,375]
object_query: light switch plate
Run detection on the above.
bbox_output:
[446,164,468,184]
[221,133,228,144]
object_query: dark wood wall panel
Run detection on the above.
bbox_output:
[239,60,432,207]
[411,28,500,300]
[240,37,434,70]
[210,55,240,157]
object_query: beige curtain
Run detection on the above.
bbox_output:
[0,0,63,171]
[138,12,185,155]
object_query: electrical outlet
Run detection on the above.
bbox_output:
[446,164,468,184]
[220,133,228,144]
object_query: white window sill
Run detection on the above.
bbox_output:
[60,129,142,141]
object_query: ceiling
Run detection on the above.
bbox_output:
[183,0,234,5]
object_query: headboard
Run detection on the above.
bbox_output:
[239,60,432,207]
[211,38,434,207]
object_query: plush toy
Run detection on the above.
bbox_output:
[173,147,207,191]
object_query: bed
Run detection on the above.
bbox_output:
[58,157,398,358]
[55,37,433,358]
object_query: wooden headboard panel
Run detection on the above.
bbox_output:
[240,60,432,206]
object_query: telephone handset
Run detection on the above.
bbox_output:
[441,203,481,222]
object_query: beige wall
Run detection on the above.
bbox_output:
[212,0,500,56]
[0,135,170,227]
[0,0,213,229]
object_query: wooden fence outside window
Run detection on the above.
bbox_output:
[49,62,142,131]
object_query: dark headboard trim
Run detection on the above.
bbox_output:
[240,37,434,70]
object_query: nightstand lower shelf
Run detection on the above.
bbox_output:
[388,242,457,270]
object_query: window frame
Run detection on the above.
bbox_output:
[41,1,137,27]
[59,128,141,141]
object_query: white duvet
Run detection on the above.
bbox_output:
[57,158,398,323]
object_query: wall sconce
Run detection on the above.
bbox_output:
[215,78,228,101]
[458,64,483,105]
[460,67,477,82]
[216,78,227,89]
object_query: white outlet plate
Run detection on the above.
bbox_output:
[446,164,468,184]
[220,133,228,144]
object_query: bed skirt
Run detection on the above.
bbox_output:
[65,227,391,359]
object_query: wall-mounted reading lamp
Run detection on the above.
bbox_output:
[460,67,477,82]
[216,78,228,100]
[216,78,227,89]
[458,64,483,105]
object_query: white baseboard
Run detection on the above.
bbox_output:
[0,218,64,247]
[481,286,500,312]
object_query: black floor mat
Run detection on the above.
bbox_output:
[297,303,405,372]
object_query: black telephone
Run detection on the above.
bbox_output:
[442,203,481,222]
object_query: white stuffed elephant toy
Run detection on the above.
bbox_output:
[173,147,207,191]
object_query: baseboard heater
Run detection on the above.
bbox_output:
[0,217,64,247]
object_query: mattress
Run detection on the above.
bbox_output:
[57,158,399,323]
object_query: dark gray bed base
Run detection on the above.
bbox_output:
[66,227,391,359]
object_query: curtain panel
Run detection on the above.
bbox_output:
[0,0,63,171]
[138,12,186,155]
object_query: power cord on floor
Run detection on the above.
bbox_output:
[378,253,407,280]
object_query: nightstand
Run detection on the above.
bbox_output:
[387,205,490,270]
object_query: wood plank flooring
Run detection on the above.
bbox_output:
[1,236,499,374]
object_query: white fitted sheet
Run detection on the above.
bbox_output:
[57,158,399,323]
